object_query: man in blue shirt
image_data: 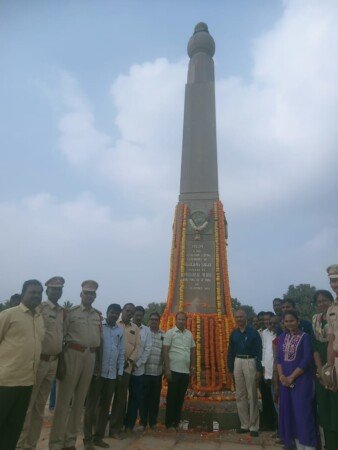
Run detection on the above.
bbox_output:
[83,303,124,449]
[227,309,262,437]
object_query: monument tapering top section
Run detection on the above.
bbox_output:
[179,23,219,201]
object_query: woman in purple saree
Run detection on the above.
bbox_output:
[277,311,318,450]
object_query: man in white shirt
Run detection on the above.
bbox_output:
[261,312,278,430]
[124,306,152,431]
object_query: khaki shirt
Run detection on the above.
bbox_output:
[64,304,101,348]
[163,326,195,374]
[39,300,64,355]
[327,299,338,352]
[0,303,45,386]
[118,320,140,374]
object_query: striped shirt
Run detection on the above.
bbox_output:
[145,329,164,376]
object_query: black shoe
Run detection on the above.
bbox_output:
[250,431,259,437]
[93,438,110,448]
[236,428,249,434]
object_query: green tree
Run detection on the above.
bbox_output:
[144,302,166,324]
[63,300,74,310]
[282,284,317,321]
[0,300,10,312]
[231,297,255,319]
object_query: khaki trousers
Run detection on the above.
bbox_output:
[18,358,57,449]
[234,357,259,432]
[49,348,95,450]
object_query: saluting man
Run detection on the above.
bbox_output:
[19,276,65,449]
[49,280,102,450]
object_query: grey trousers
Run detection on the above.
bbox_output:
[83,376,116,440]
[109,372,130,434]
[19,359,57,449]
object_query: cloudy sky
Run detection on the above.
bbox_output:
[1,0,337,312]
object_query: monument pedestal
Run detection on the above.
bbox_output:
[161,201,235,393]
[158,391,239,431]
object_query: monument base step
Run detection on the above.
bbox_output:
[158,397,240,431]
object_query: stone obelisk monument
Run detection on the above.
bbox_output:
[161,23,235,393]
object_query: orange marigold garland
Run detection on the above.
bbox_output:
[178,204,188,312]
[161,203,184,329]
[195,314,202,386]
[204,316,211,386]
[161,200,235,394]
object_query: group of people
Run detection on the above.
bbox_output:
[0,277,196,450]
[227,264,338,450]
[1,264,338,450]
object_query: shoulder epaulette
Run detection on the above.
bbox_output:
[94,308,103,318]
[39,301,49,309]
[70,305,81,310]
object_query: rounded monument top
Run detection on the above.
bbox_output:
[187,22,215,58]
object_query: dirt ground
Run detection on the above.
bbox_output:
[37,409,282,450]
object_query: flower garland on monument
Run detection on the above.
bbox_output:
[196,314,202,386]
[161,200,236,395]
[178,204,188,312]
[214,202,226,384]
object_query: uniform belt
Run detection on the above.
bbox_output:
[67,343,98,353]
[236,355,255,359]
[40,353,59,362]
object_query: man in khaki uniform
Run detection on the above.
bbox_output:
[0,279,45,450]
[19,276,65,449]
[49,280,102,450]
[327,264,338,383]
[109,303,140,439]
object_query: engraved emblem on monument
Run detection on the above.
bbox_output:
[188,210,210,240]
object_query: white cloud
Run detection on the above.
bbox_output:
[58,71,113,166]
[0,193,173,309]
[217,0,338,213]
[55,0,338,219]
[57,60,187,208]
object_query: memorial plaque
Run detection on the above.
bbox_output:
[183,236,216,313]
